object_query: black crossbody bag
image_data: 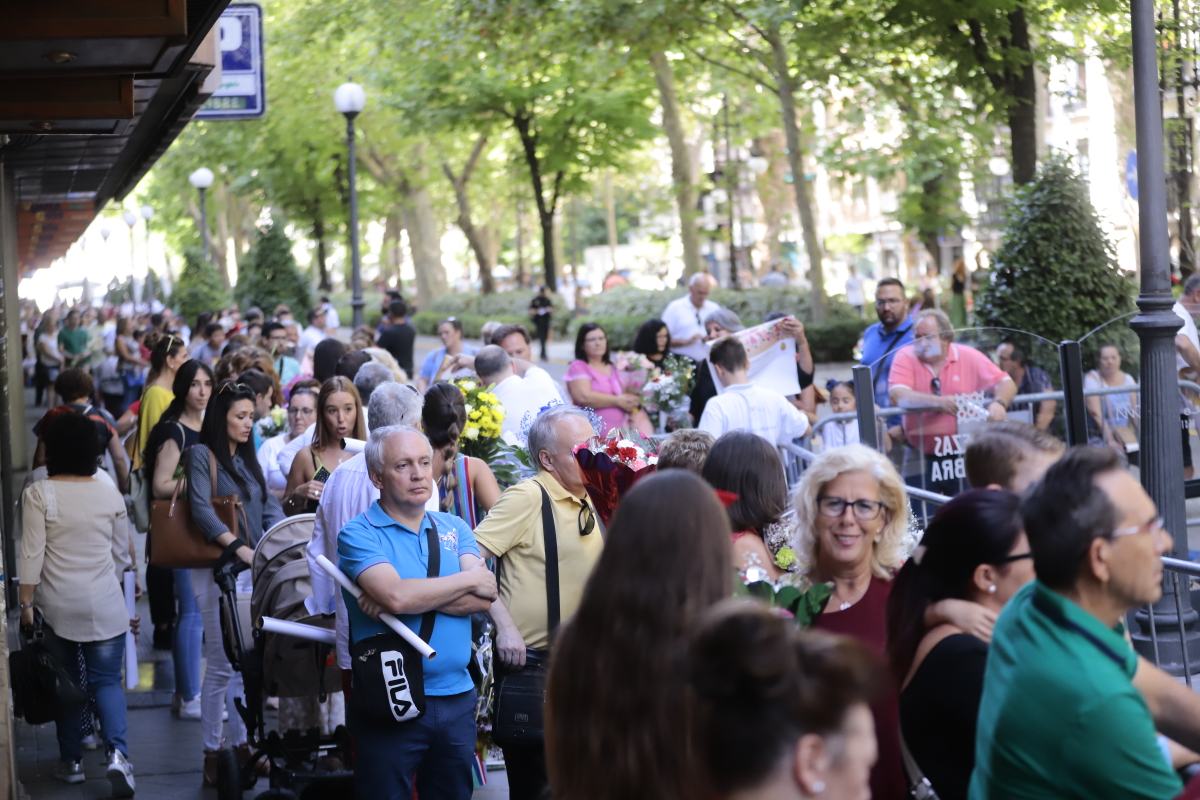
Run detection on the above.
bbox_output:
[349,517,440,728]
[491,482,559,747]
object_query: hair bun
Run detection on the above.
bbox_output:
[690,601,798,704]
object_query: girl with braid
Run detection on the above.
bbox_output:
[422,382,502,526]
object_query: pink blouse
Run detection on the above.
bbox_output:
[565,359,629,435]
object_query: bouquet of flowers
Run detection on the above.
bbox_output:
[612,351,654,392]
[255,406,287,439]
[737,569,833,628]
[642,354,696,431]
[572,430,659,525]
[453,378,505,457]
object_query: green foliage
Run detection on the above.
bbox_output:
[735,575,833,628]
[173,248,230,327]
[975,156,1136,351]
[236,223,312,319]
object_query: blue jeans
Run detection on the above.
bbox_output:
[43,629,128,761]
[353,690,476,800]
[173,568,202,700]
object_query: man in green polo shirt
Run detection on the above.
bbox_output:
[57,309,89,368]
[970,446,1181,799]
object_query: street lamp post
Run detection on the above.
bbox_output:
[122,209,138,306]
[188,167,214,263]
[1129,0,1200,673]
[334,81,366,329]
[141,205,155,305]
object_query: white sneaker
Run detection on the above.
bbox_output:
[81,733,100,751]
[178,696,202,720]
[55,760,84,784]
[106,749,135,798]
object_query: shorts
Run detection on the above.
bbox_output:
[1183,413,1193,469]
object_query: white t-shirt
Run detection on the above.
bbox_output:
[257,432,292,496]
[298,325,327,361]
[662,295,720,362]
[492,367,564,445]
[846,275,865,306]
[1175,300,1199,374]
[697,382,809,446]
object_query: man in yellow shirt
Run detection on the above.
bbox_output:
[473,406,603,800]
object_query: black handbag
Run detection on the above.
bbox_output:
[9,612,86,725]
[491,483,559,747]
[349,518,440,727]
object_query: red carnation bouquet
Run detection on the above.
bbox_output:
[573,431,659,526]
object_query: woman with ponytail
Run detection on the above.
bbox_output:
[421,382,501,527]
[884,490,1033,800]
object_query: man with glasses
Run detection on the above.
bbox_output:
[971,446,1198,798]
[472,406,604,800]
[860,277,915,414]
[262,322,300,385]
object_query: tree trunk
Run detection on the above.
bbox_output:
[1006,8,1038,185]
[513,111,560,291]
[515,199,527,288]
[650,50,702,277]
[311,207,332,292]
[382,211,404,291]
[604,172,619,271]
[768,25,826,320]
[399,183,448,306]
[754,131,789,271]
[442,135,496,294]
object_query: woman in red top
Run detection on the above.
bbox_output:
[792,444,995,800]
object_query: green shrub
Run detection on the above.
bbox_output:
[424,290,570,334]
[806,311,869,362]
[412,311,530,339]
[236,223,312,320]
[173,247,229,327]
[974,155,1136,363]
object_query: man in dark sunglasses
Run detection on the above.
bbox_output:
[471,406,603,800]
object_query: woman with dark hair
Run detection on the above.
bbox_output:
[18,412,138,794]
[284,376,364,515]
[187,381,284,783]
[311,338,348,384]
[886,490,1033,799]
[422,382,501,526]
[546,470,732,800]
[144,359,214,720]
[689,600,881,800]
[702,431,790,581]
[135,332,189,648]
[631,318,671,366]
[565,322,641,435]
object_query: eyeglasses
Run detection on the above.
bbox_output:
[995,551,1033,565]
[875,298,902,307]
[287,405,316,416]
[578,500,596,537]
[930,377,942,396]
[817,496,887,521]
[1111,516,1165,539]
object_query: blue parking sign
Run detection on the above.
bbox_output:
[197,4,265,120]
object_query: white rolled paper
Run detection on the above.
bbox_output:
[123,571,138,690]
[260,615,336,645]
[314,554,437,659]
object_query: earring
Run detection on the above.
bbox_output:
[812,780,826,794]
[988,585,997,594]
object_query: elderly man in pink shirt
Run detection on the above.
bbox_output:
[888,309,1017,492]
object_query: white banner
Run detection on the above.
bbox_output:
[709,319,801,396]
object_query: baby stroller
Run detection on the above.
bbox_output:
[213,513,353,800]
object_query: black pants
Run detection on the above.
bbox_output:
[146,564,176,629]
[502,742,548,800]
[533,317,550,361]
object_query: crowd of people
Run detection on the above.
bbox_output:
[13,272,1200,800]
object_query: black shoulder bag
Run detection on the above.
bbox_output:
[349,517,440,728]
[491,482,559,747]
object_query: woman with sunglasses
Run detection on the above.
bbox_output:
[283,376,364,515]
[144,359,214,720]
[257,380,319,498]
[186,381,284,784]
[885,490,1033,800]
[791,445,998,800]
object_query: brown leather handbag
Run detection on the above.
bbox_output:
[149,448,244,568]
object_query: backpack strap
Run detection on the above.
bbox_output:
[418,516,440,643]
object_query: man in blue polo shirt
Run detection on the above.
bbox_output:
[338,425,498,800]
[859,277,913,414]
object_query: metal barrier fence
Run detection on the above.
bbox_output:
[1144,557,1200,682]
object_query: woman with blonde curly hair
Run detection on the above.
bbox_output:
[793,444,991,800]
